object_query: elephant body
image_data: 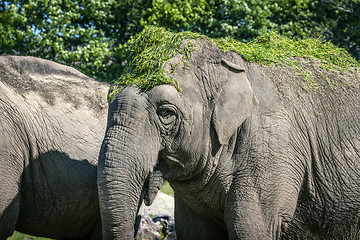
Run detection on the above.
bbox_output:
[98,38,360,239]
[0,56,108,239]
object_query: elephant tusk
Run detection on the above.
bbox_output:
[221,58,245,72]
[165,155,185,168]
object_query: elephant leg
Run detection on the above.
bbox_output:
[0,152,22,240]
[89,220,102,240]
[0,195,20,240]
[0,117,26,239]
[60,220,101,240]
[174,196,228,240]
[224,177,299,240]
[225,196,272,240]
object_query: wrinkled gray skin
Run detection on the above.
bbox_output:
[98,39,360,239]
[0,56,108,240]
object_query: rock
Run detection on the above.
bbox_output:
[152,215,176,240]
[136,211,176,240]
[136,211,162,240]
[136,192,176,239]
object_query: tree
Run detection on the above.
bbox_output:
[0,0,157,81]
[0,0,114,78]
[312,0,360,60]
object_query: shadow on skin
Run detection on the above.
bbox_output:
[3,150,100,240]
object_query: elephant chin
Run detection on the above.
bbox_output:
[142,169,164,206]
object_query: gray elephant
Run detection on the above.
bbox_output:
[97,33,360,240]
[0,56,108,239]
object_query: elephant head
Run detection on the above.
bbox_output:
[97,39,258,239]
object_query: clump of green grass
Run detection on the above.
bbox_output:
[213,33,360,70]
[109,26,201,100]
[7,231,52,240]
[110,26,359,100]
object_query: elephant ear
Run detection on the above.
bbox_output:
[212,58,259,145]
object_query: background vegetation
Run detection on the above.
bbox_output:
[7,232,51,240]
[1,0,359,83]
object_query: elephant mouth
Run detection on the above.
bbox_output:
[158,149,194,180]
[160,154,184,168]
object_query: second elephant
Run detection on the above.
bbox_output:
[0,56,108,240]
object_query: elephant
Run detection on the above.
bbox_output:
[0,56,109,239]
[97,35,360,240]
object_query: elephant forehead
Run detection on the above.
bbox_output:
[146,84,197,119]
[146,85,182,104]
[111,87,150,115]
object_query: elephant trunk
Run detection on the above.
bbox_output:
[97,96,160,239]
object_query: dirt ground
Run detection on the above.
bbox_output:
[143,192,175,216]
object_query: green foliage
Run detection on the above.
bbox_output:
[7,231,51,240]
[141,0,210,32]
[0,0,358,83]
[109,26,201,100]
[160,181,174,196]
[311,0,360,61]
[214,32,360,92]
[0,0,156,81]
[214,32,360,69]
[141,0,360,60]
[110,27,359,99]
[0,0,114,79]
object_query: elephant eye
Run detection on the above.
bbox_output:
[157,105,177,125]
[158,109,173,118]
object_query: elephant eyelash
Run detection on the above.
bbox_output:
[157,105,178,124]
[158,109,176,119]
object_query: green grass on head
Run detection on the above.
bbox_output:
[109,26,201,100]
[110,27,359,100]
[214,32,360,69]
